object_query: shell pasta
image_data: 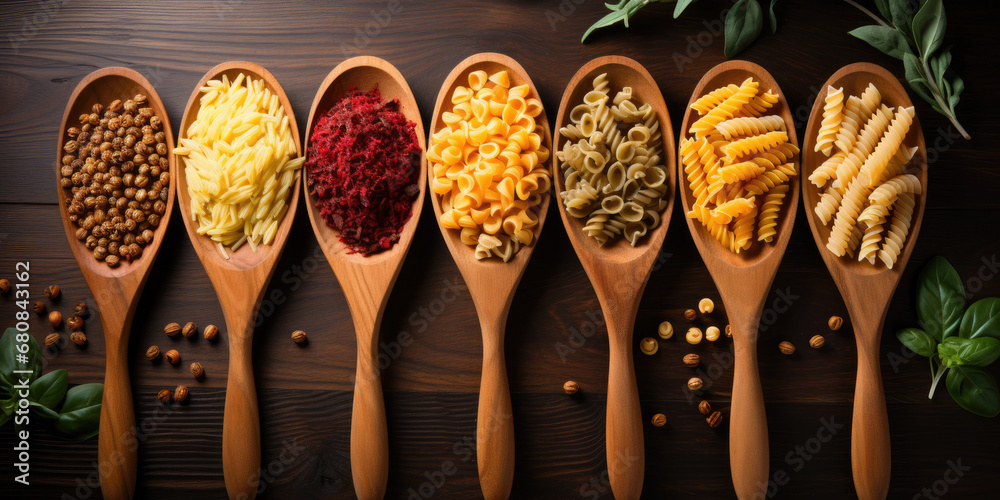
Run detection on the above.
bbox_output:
[429,69,551,262]
[683,77,798,254]
[809,81,921,268]
[556,73,668,246]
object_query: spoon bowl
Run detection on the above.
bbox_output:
[303,56,426,500]
[174,61,302,500]
[801,62,927,500]
[428,52,552,500]
[552,55,675,500]
[678,60,799,499]
[57,66,176,500]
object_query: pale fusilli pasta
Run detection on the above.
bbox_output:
[809,82,922,267]
[814,86,843,156]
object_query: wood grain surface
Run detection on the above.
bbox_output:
[1,1,999,499]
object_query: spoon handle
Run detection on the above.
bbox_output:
[223,332,260,499]
[730,337,768,499]
[852,340,890,500]
[351,344,389,500]
[477,317,514,500]
[98,337,136,500]
[606,330,644,500]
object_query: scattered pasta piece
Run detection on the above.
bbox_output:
[175,72,303,258]
[809,82,921,268]
[430,69,550,262]
[556,73,668,246]
[683,77,798,254]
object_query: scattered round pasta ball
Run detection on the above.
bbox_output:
[686,327,703,345]
[658,321,673,339]
[698,298,714,314]
[705,326,721,342]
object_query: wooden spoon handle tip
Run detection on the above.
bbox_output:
[351,350,389,500]
[98,340,137,500]
[222,336,261,500]
[730,339,769,499]
[477,344,515,500]
[851,345,891,500]
[606,340,644,500]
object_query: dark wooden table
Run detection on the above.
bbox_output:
[2,1,998,498]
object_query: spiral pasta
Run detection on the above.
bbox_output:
[814,86,843,156]
[684,77,797,254]
[557,73,667,246]
[757,184,789,243]
[430,69,550,262]
[809,82,922,267]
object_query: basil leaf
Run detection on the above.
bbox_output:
[911,0,946,59]
[29,369,68,409]
[941,337,1000,368]
[960,298,1000,340]
[903,52,937,109]
[768,0,778,33]
[674,0,698,19]
[724,0,763,58]
[874,0,891,20]
[54,383,103,437]
[0,397,16,426]
[888,0,915,39]
[582,7,630,42]
[896,328,938,357]
[930,46,952,90]
[945,365,1000,417]
[0,328,42,390]
[29,401,60,420]
[849,24,912,60]
[917,256,965,341]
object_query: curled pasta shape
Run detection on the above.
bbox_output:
[714,115,786,140]
[691,84,739,115]
[711,197,756,224]
[860,106,915,187]
[814,86,844,156]
[721,131,788,162]
[689,78,758,139]
[877,193,915,268]
[869,173,922,205]
[757,184,788,242]
[833,104,894,189]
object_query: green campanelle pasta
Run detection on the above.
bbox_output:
[557,73,667,246]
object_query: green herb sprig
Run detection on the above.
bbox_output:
[845,0,970,139]
[896,257,1000,417]
[1,328,103,439]
[582,0,780,58]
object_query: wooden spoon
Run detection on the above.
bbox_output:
[56,67,175,500]
[302,56,426,500]
[679,60,799,499]
[801,62,927,500]
[552,55,675,500]
[428,52,552,500]
[174,61,302,500]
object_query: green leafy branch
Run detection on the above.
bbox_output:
[846,0,970,139]
[896,258,1000,417]
[582,0,781,58]
[1,328,103,439]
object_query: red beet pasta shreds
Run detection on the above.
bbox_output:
[306,87,422,255]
